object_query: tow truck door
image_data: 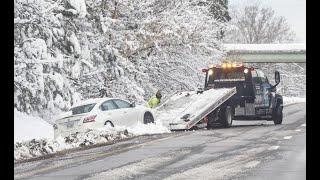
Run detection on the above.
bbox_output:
[252,70,271,108]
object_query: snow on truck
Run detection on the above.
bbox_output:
[155,61,283,130]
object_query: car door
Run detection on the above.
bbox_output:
[112,99,139,126]
[99,100,123,126]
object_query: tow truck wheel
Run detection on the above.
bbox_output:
[220,106,233,128]
[207,110,218,128]
[273,104,283,125]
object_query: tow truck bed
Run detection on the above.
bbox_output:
[154,87,237,130]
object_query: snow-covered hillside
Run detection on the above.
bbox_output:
[14,0,228,118]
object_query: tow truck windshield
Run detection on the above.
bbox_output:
[209,68,245,82]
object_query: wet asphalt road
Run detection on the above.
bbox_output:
[14,103,306,180]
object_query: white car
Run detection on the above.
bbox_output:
[53,97,155,138]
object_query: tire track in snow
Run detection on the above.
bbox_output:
[14,132,188,179]
[162,147,266,180]
[84,149,193,180]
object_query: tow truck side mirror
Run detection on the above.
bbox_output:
[275,71,280,85]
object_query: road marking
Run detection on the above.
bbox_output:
[295,129,302,132]
[283,136,292,140]
[301,123,306,127]
[268,146,280,150]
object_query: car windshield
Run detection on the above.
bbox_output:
[70,103,96,115]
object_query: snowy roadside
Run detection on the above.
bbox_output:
[14,127,133,163]
[14,110,170,163]
[283,96,306,106]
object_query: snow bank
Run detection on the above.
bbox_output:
[14,110,170,162]
[283,96,306,106]
[14,109,54,143]
[14,122,170,162]
[14,128,131,162]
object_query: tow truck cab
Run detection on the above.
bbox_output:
[202,61,283,126]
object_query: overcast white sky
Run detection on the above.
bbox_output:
[229,0,306,43]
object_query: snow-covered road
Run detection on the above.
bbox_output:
[14,103,306,180]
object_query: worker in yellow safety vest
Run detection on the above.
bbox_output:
[147,90,162,108]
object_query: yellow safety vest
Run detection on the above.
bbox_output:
[147,96,160,108]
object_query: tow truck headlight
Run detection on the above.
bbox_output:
[222,63,227,68]
[227,63,232,68]
[208,69,213,75]
[244,68,249,74]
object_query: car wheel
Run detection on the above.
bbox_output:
[273,103,283,125]
[104,121,114,128]
[143,112,154,124]
[219,106,233,128]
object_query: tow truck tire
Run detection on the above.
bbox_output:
[207,110,218,128]
[220,106,233,128]
[273,104,283,125]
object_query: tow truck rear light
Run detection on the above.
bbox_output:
[83,115,97,123]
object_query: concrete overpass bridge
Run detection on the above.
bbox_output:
[223,43,306,63]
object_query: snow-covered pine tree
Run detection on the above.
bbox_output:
[14,0,229,117]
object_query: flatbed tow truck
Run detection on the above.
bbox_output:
[155,61,283,130]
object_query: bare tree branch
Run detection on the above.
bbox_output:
[224,4,296,43]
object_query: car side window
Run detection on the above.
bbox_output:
[100,100,118,111]
[257,70,266,83]
[251,70,261,84]
[113,99,131,109]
